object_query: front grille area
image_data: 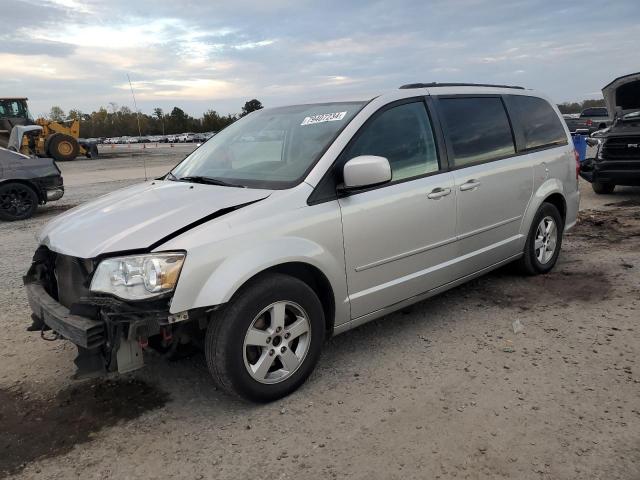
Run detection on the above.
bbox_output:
[31,247,94,310]
[54,254,93,309]
[602,136,640,160]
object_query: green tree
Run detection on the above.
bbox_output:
[49,106,65,122]
[241,99,263,117]
[168,107,190,133]
[67,109,83,120]
[153,107,165,135]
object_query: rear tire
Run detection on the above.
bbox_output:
[0,182,38,221]
[592,182,615,194]
[205,273,325,402]
[48,134,79,161]
[517,202,563,275]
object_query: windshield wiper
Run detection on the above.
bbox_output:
[177,175,245,188]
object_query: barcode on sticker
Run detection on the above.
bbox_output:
[301,111,347,126]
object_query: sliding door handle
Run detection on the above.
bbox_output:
[427,187,452,199]
[459,179,481,191]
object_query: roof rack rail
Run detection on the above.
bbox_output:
[399,82,525,90]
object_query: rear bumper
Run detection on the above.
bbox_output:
[46,187,64,201]
[24,281,105,349]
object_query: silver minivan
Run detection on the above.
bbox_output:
[25,83,580,401]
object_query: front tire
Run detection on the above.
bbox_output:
[205,273,325,402]
[518,202,563,275]
[0,182,39,221]
[592,182,615,194]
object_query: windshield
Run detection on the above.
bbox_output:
[170,101,366,189]
[623,111,640,120]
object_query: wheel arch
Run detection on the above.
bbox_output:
[542,192,567,224]
[0,178,44,203]
[236,262,337,336]
[521,179,566,238]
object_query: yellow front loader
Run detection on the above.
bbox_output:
[0,97,97,161]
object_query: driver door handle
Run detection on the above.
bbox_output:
[459,179,481,191]
[427,187,452,199]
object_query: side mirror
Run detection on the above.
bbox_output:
[342,155,391,190]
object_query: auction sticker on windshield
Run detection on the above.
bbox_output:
[301,112,347,126]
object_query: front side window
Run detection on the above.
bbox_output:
[342,101,439,181]
[506,95,568,150]
[438,97,515,167]
[170,102,365,189]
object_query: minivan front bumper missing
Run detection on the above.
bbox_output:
[23,246,205,377]
[25,281,105,349]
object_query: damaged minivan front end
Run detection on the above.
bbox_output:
[23,178,271,377]
[24,247,205,376]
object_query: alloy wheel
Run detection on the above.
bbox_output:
[243,301,311,384]
[0,185,35,218]
[534,216,557,264]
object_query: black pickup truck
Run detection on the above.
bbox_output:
[580,72,640,194]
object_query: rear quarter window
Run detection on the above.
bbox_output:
[506,95,568,151]
[437,97,515,168]
[581,107,608,117]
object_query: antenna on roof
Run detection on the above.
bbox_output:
[127,73,147,181]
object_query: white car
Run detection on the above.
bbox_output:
[25,83,579,401]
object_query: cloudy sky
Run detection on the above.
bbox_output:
[3,0,639,117]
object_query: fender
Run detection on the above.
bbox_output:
[520,177,565,240]
[169,236,351,327]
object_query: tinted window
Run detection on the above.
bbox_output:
[343,101,438,181]
[581,107,608,117]
[438,97,515,167]
[506,95,568,150]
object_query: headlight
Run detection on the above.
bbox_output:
[90,253,185,300]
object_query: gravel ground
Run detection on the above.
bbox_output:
[1,153,639,480]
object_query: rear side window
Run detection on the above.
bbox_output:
[437,97,515,167]
[581,107,608,117]
[343,101,439,181]
[506,95,568,150]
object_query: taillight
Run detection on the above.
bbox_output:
[586,119,593,127]
[574,148,580,180]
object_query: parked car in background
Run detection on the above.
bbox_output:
[167,134,178,143]
[0,147,64,221]
[177,132,196,142]
[24,83,579,401]
[564,107,610,133]
[581,72,640,193]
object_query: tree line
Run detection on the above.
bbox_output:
[556,98,606,114]
[46,96,607,137]
[47,99,263,138]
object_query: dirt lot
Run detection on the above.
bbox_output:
[1,153,638,480]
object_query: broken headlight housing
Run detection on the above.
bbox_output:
[90,253,185,301]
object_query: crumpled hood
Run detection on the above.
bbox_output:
[602,72,640,115]
[39,180,270,258]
